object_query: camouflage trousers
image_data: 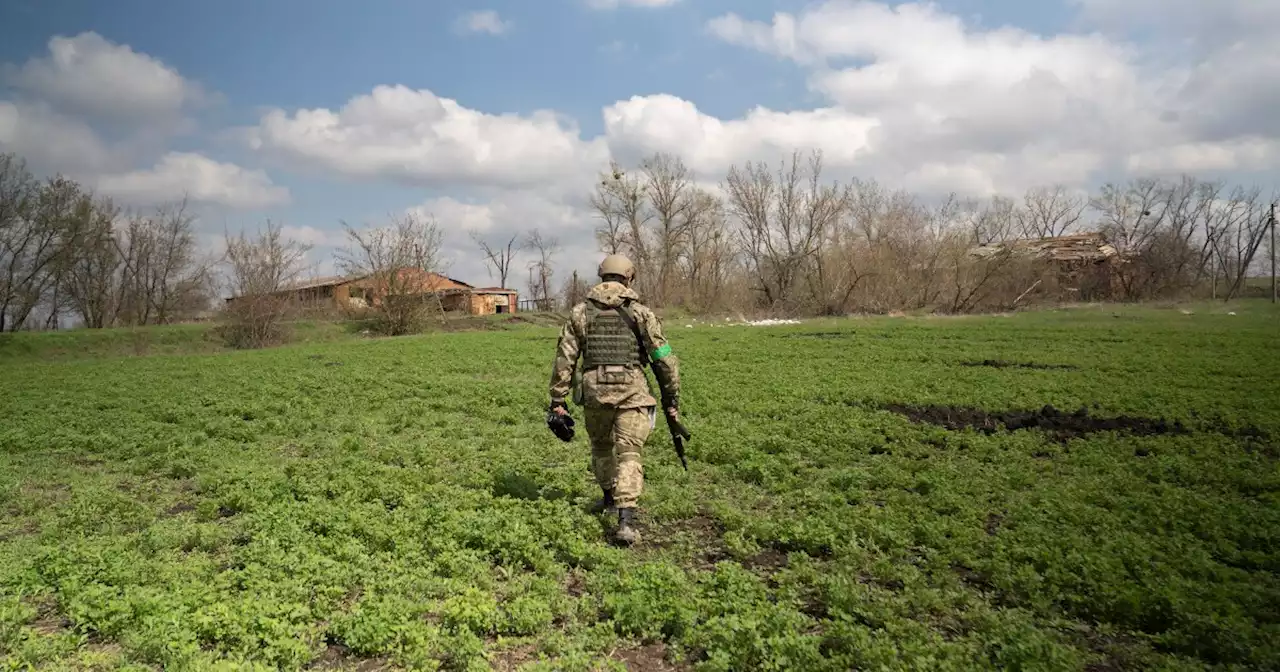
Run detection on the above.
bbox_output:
[585,406,653,509]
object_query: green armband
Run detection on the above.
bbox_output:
[651,343,672,360]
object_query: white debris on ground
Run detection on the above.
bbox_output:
[744,319,802,326]
[1228,311,1237,316]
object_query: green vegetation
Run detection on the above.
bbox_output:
[2,302,1278,670]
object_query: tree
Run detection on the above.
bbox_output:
[524,228,559,311]
[336,211,447,335]
[590,161,650,270]
[1019,185,1086,238]
[470,230,521,289]
[723,149,847,311]
[219,220,312,348]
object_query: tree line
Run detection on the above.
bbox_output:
[574,150,1276,315]
[3,148,1275,337]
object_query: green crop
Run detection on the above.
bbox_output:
[1,303,1278,670]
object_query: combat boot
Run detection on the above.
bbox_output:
[590,487,616,514]
[616,507,640,545]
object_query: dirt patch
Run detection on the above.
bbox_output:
[0,520,39,542]
[984,512,1004,536]
[611,643,689,671]
[635,513,728,568]
[565,571,586,598]
[881,403,1188,443]
[309,644,396,671]
[490,643,540,671]
[952,564,994,592]
[744,549,789,575]
[961,359,1078,370]
[165,502,196,516]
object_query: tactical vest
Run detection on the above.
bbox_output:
[581,303,642,369]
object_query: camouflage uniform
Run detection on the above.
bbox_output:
[549,269,679,543]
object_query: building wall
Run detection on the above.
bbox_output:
[468,292,517,315]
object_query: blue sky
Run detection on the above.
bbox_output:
[1,0,1276,290]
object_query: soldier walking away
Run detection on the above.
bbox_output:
[547,254,681,545]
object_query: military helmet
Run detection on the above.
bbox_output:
[598,254,635,282]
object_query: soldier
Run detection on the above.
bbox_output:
[548,254,681,545]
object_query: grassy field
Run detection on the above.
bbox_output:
[2,302,1278,671]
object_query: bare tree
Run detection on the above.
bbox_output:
[559,269,590,311]
[1214,186,1274,300]
[524,228,559,310]
[470,230,521,289]
[61,195,124,328]
[723,149,846,311]
[219,220,312,348]
[590,161,651,272]
[680,189,735,311]
[639,152,698,304]
[1019,185,1086,238]
[336,211,447,335]
[1,171,92,332]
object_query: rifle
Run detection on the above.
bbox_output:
[614,303,690,470]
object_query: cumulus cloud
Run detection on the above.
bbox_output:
[585,0,681,9]
[95,152,290,209]
[0,32,288,211]
[2,31,209,130]
[405,190,601,288]
[246,84,610,191]
[455,10,512,36]
[692,0,1279,196]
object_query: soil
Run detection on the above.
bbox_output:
[961,359,1078,370]
[635,513,730,569]
[308,644,395,671]
[744,548,789,575]
[612,643,690,671]
[489,643,540,671]
[881,403,1189,442]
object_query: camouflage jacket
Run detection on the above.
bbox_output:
[549,281,680,410]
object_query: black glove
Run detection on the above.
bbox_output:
[546,403,575,442]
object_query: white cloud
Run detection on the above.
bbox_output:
[455,10,512,35]
[0,32,289,212]
[585,0,681,9]
[602,93,878,177]
[406,190,601,289]
[246,84,610,191]
[689,0,1280,196]
[3,31,208,129]
[0,100,116,174]
[95,152,290,210]
[280,224,348,249]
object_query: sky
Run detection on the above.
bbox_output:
[1,0,1277,295]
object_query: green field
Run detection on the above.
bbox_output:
[2,303,1279,671]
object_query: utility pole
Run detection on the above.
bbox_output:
[1271,201,1276,304]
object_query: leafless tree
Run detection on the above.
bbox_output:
[524,228,559,310]
[336,211,447,335]
[590,161,651,271]
[1212,185,1274,300]
[559,269,590,311]
[723,149,847,311]
[638,153,699,304]
[219,219,312,347]
[60,195,124,328]
[680,189,735,311]
[1,168,94,332]
[1019,185,1086,238]
[469,230,522,289]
